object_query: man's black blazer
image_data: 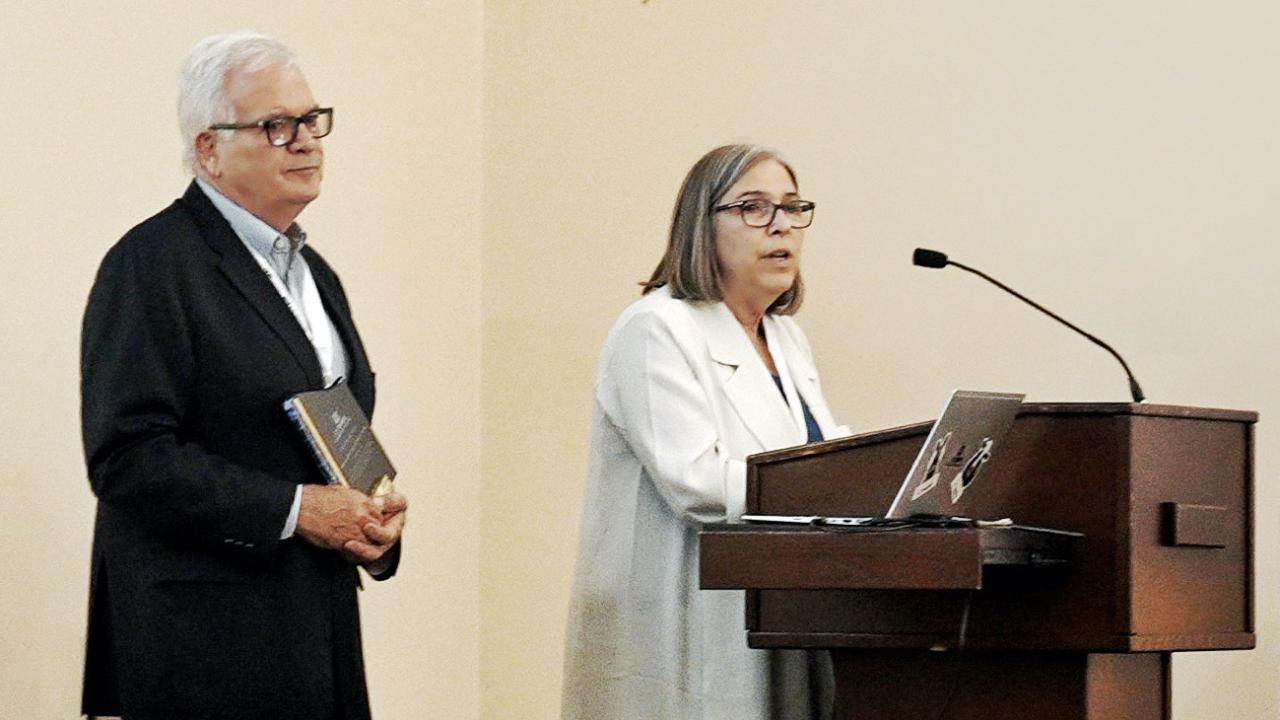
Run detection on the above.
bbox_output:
[80,182,398,720]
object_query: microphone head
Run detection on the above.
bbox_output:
[913,248,949,268]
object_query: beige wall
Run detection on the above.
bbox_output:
[1,2,1276,719]
[481,3,1278,719]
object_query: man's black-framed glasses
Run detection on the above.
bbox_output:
[713,199,816,229]
[209,107,334,147]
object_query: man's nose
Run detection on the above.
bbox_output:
[289,122,321,151]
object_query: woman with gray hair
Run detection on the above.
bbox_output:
[562,144,848,720]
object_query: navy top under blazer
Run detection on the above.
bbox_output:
[772,374,824,443]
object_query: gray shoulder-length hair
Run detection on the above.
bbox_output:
[177,31,299,174]
[642,144,804,315]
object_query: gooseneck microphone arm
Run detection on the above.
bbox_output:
[913,248,1146,403]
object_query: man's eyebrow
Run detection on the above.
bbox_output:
[259,105,321,118]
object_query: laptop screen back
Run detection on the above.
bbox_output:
[885,389,1025,519]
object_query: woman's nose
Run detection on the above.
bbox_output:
[768,206,793,234]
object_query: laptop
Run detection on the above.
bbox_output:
[885,389,1024,519]
[743,389,1025,526]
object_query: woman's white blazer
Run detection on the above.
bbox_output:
[562,286,849,720]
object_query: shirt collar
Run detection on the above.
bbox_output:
[195,178,308,264]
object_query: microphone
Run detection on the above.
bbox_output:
[912,247,1146,403]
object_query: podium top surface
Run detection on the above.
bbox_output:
[1017,402,1256,422]
[748,402,1257,465]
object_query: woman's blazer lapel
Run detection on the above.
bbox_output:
[768,316,850,441]
[692,301,806,451]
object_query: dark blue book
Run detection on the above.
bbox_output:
[283,381,396,496]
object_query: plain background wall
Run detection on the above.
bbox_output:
[1,2,1276,719]
[481,3,1278,719]
[0,3,483,718]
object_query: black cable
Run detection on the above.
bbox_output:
[930,591,974,720]
[811,514,983,533]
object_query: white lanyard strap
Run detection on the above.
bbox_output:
[246,249,340,384]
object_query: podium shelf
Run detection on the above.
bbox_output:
[700,525,1073,591]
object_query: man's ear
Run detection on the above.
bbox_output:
[195,131,220,177]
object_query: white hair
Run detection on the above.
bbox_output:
[177,31,299,174]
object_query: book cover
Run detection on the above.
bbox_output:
[283,381,396,496]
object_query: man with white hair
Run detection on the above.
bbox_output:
[80,31,407,720]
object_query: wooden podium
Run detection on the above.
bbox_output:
[700,403,1256,719]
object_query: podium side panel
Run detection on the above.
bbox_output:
[1127,415,1253,643]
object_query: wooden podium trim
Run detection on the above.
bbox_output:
[700,525,1072,591]
[1161,502,1230,547]
[744,630,1256,652]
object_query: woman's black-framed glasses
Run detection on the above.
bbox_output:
[713,199,816,228]
[209,107,334,147]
